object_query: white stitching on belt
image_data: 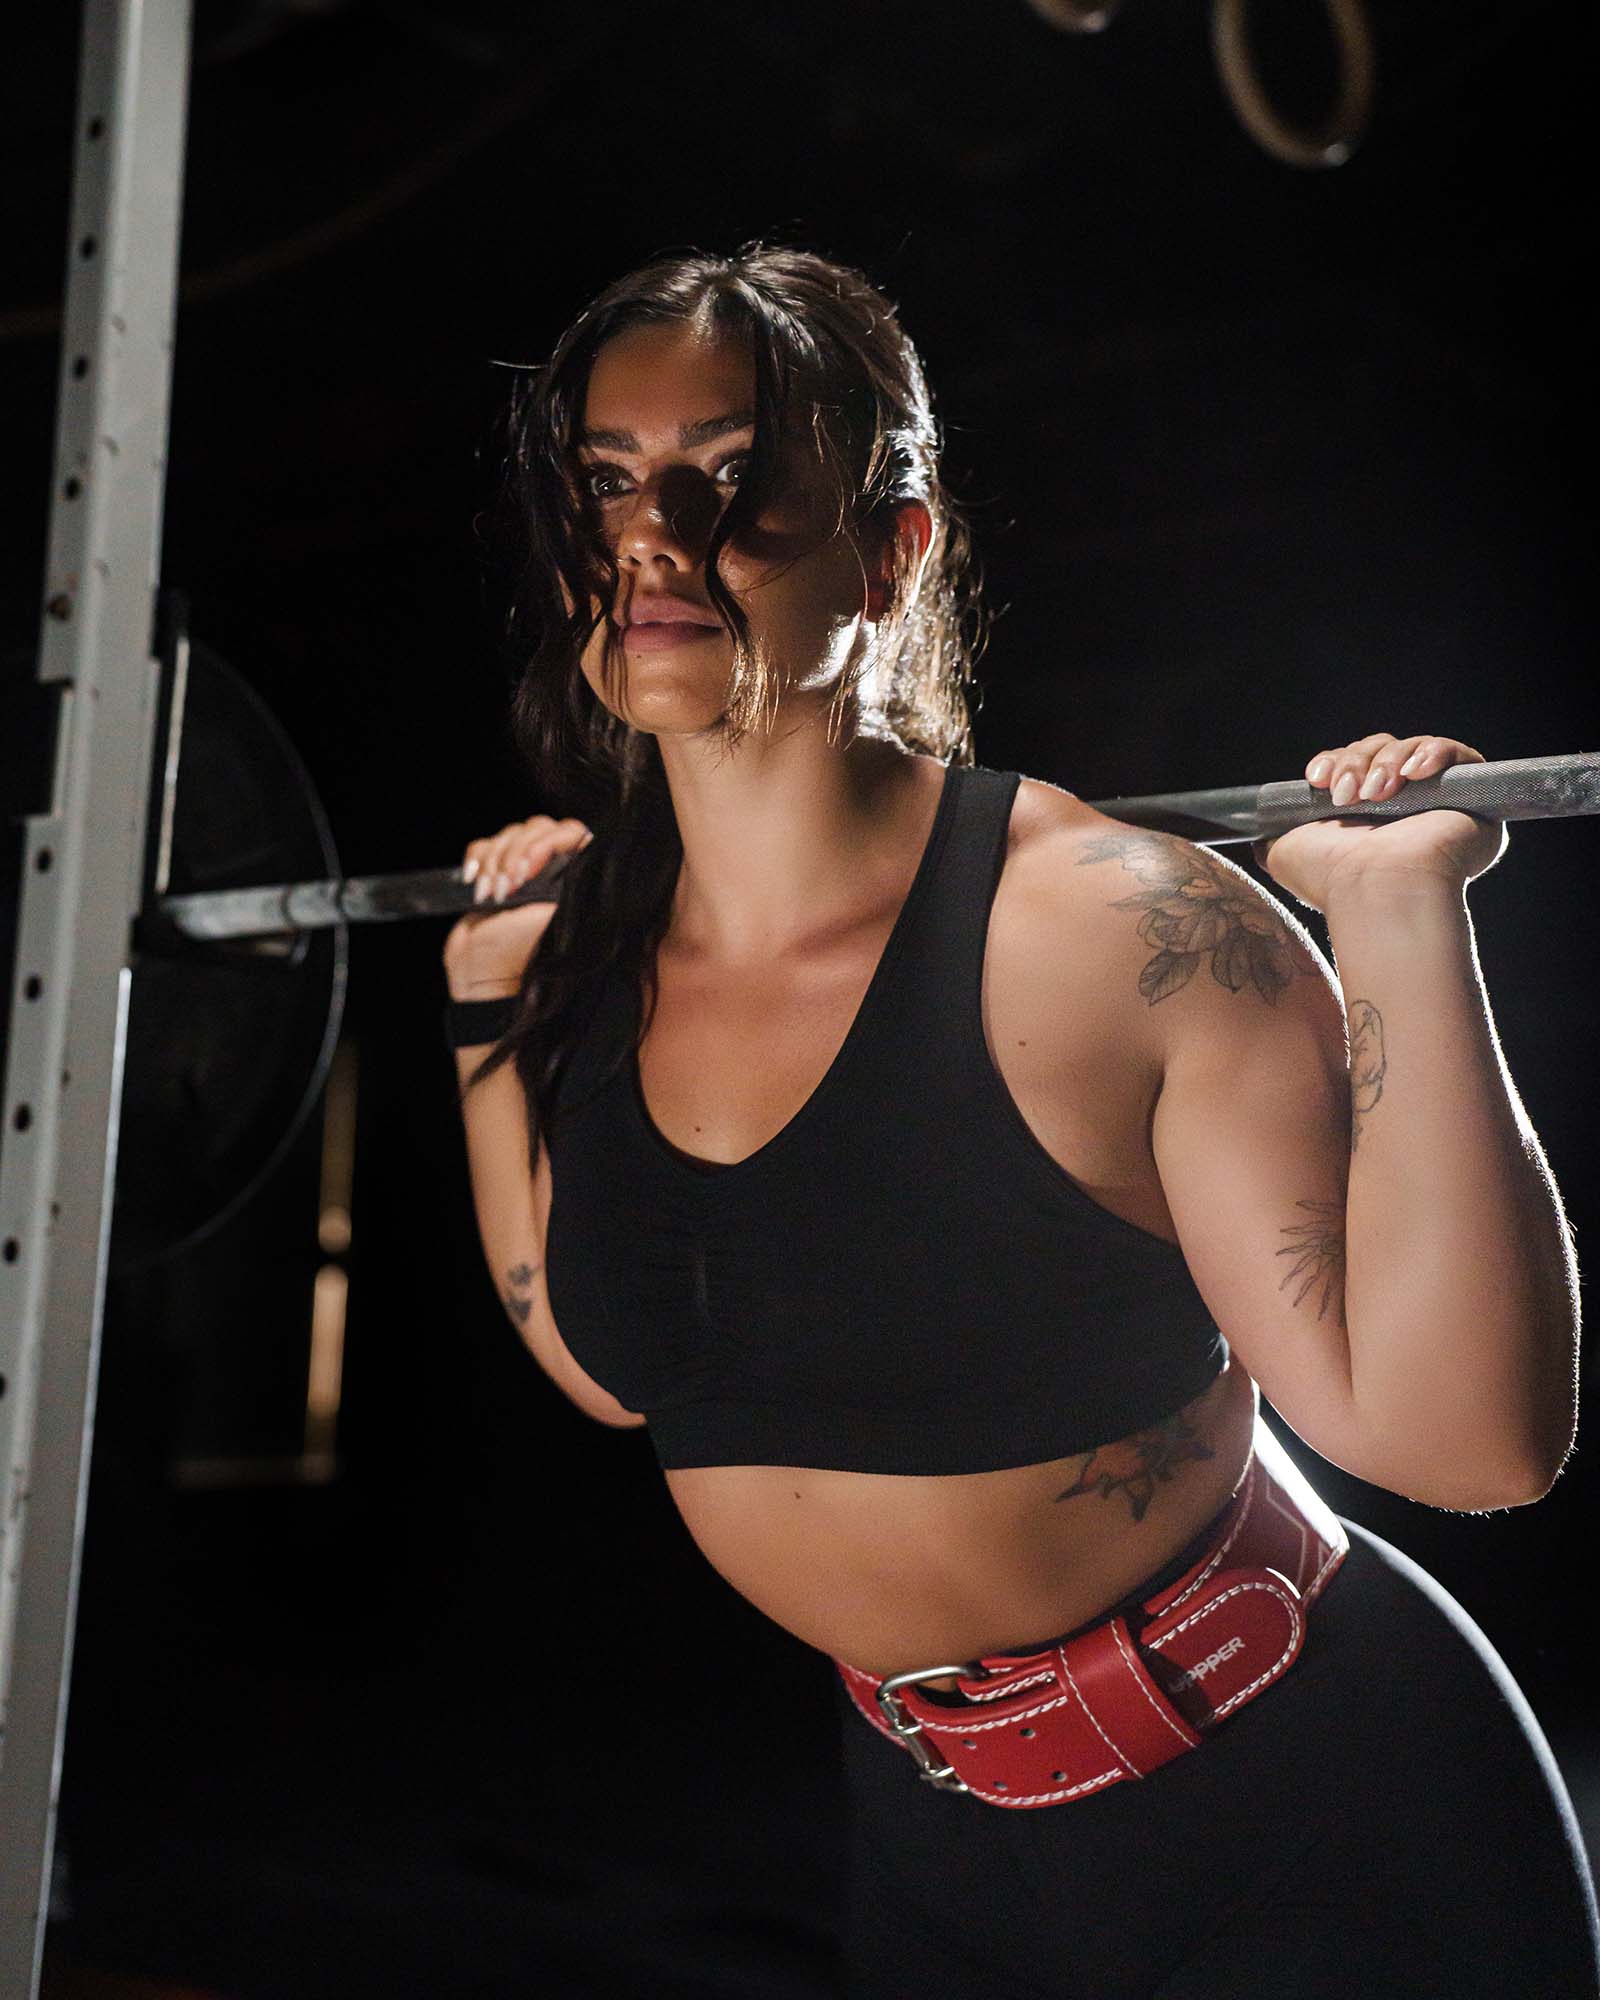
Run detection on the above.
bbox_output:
[1210,1586,1303,1715]
[920,1689,1078,1738]
[964,1669,1056,1702]
[838,1662,884,1691]
[1058,1643,1141,1778]
[971,1768,1123,1807]
[1146,1578,1303,1716]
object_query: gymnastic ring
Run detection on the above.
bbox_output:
[1210,0,1375,169]
[1020,0,1124,34]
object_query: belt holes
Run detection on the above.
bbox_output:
[1018,1726,1035,1737]
[993,1781,1008,1790]
[1052,1770,1067,1782]
[961,1738,977,1749]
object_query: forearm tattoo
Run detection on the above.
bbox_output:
[1076,832,1305,1007]
[1054,1413,1217,1523]
[503,1260,540,1328]
[1347,999,1386,1154]
[1276,1199,1346,1328]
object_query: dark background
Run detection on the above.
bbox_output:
[4,1,1595,1995]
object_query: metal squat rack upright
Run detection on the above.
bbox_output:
[0,3,193,1994]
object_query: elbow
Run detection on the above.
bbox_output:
[568,1386,648,1429]
[1503,1375,1581,1507]
[1467,1411,1577,1512]
[1348,1322,1578,1513]
[1500,1472,1556,1509]
[1500,1432,1577,1508]
[529,1344,646,1428]
[1406,1448,1568,1513]
[592,1405,649,1431]
[1348,1424,1568,1513]
[1473,1461,1561,1511]
[1371,1472,1540,1514]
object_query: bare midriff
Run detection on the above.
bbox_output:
[664,1360,1259,1688]
[638,755,1265,1692]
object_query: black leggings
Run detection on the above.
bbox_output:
[833,1518,1600,1998]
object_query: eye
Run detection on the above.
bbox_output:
[583,464,631,501]
[714,452,750,489]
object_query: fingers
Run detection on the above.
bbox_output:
[461,816,593,905]
[1304,735,1484,808]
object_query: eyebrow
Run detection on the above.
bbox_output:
[578,408,756,454]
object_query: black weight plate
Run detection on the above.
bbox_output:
[110,644,345,1274]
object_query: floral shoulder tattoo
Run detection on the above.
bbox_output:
[1076,831,1307,1007]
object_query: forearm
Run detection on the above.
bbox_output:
[454,1049,541,1311]
[1325,874,1579,1501]
[448,964,542,1335]
[447,982,643,1429]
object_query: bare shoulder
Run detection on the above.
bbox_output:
[986,776,1164,1077]
[999,776,1340,1065]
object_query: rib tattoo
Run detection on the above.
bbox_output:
[1076,832,1305,1006]
[503,1260,540,1328]
[1054,1414,1217,1523]
[1276,1200,1346,1326]
[1347,999,1386,1153]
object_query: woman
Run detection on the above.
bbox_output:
[443,245,1598,1996]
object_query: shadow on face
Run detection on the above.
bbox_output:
[572,318,881,740]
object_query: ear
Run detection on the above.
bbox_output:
[864,501,934,621]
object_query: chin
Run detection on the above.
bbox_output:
[580,654,721,726]
[613,683,731,736]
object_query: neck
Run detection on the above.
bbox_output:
[653,703,937,964]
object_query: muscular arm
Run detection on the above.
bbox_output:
[1077,825,1576,1511]
[1316,874,1578,1498]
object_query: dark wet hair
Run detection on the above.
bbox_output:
[466,242,990,1150]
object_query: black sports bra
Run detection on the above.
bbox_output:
[542,761,1228,1474]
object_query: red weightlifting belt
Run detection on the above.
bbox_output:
[834,1430,1348,1808]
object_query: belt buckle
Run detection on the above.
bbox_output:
[874,1662,991,1793]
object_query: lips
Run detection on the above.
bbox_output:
[621,618,721,652]
[622,595,722,629]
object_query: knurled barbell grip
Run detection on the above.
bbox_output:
[1089,752,1600,845]
[154,752,1600,942]
[155,855,576,942]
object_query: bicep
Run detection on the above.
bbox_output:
[1128,882,1367,1475]
[1063,819,1365,1467]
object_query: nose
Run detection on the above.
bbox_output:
[616,465,721,572]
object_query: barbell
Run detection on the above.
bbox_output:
[115,640,1600,1272]
[153,748,1600,944]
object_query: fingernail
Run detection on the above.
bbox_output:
[1358,768,1387,800]
[473,875,489,904]
[1308,758,1333,783]
[462,857,479,883]
[1399,753,1422,776]
[494,873,509,902]
[1331,771,1358,807]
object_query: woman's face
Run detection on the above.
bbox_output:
[571,317,878,737]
